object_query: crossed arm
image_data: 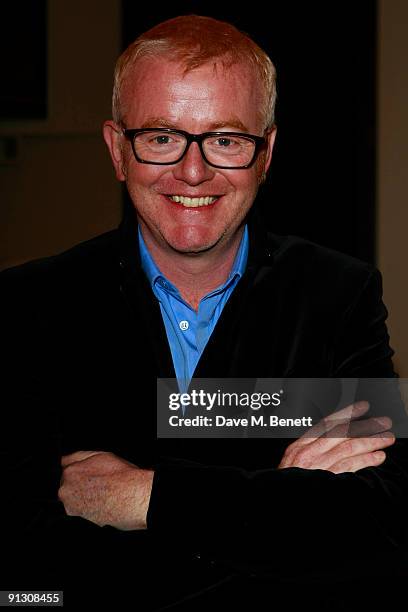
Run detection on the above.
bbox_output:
[58,401,395,530]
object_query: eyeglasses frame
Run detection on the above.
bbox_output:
[122,127,268,169]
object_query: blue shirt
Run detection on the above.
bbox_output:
[138,226,249,391]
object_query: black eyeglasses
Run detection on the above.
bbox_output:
[122,127,267,169]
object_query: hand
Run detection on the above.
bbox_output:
[58,451,154,530]
[278,401,395,474]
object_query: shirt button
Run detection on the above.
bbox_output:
[179,320,189,331]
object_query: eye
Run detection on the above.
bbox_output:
[216,137,234,147]
[152,135,171,145]
[207,136,244,150]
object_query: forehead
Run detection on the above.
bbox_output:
[120,57,263,132]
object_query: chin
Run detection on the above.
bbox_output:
[168,239,216,255]
[167,228,221,254]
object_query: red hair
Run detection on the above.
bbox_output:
[112,15,277,131]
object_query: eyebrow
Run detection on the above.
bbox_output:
[140,116,250,132]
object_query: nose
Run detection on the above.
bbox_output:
[171,141,215,185]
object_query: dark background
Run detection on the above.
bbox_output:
[0,1,47,119]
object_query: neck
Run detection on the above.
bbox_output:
[140,226,245,311]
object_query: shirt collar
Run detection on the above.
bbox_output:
[138,225,249,295]
[138,226,167,289]
[230,224,249,280]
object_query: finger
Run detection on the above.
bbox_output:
[288,432,395,471]
[328,450,387,474]
[315,433,395,470]
[284,415,393,465]
[347,416,392,438]
[295,401,370,447]
[310,415,392,444]
[326,400,370,422]
[61,450,106,467]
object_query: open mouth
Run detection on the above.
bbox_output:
[165,195,221,208]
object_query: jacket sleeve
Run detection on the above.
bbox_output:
[147,267,408,579]
[331,267,396,377]
[0,266,118,588]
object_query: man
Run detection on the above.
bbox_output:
[2,14,407,611]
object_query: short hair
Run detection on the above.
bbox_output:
[112,15,277,132]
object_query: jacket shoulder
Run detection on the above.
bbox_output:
[267,232,376,284]
[0,229,119,288]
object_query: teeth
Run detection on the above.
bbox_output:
[168,195,218,207]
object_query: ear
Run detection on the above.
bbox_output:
[103,120,127,181]
[263,125,277,174]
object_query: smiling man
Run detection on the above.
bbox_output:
[2,14,408,612]
[103,34,275,314]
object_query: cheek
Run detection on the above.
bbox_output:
[231,170,260,202]
[126,164,164,192]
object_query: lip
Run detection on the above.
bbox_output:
[161,194,222,209]
[164,194,222,198]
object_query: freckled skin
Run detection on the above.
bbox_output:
[104,58,276,259]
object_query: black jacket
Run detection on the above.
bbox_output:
[2,206,408,611]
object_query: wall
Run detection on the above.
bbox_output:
[0,0,122,269]
[378,0,408,376]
